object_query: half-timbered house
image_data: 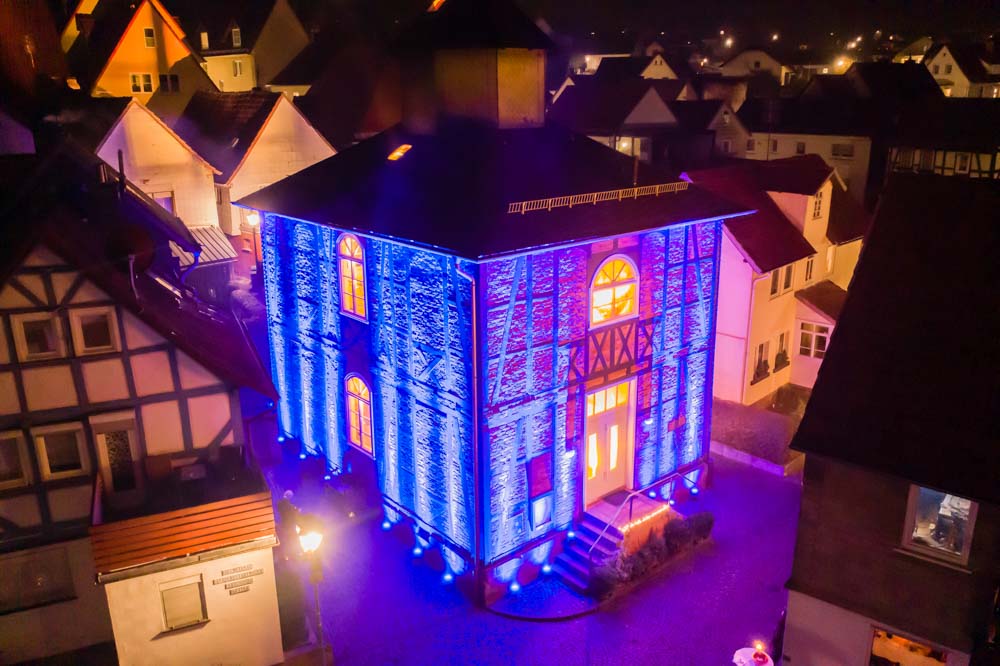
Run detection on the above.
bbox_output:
[0,145,278,662]
[238,0,751,602]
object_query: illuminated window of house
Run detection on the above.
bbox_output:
[233,60,243,78]
[231,28,242,48]
[805,256,814,282]
[69,307,118,355]
[590,256,638,326]
[338,234,367,320]
[346,376,373,455]
[871,628,946,665]
[799,322,829,358]
[143,27,155,48]
[903,485,978,565]
[812,190,823,218]
[200,31,208,50]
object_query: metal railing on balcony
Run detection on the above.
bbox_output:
[506,181,690,215]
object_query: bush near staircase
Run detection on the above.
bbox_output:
[587,511,715,601]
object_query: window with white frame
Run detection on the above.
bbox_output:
[826,245,836,274]
[805,256,815,282]
[812,190,823,219]
[752,341,770,383]
[831,143,855,159]
[233,60,243,77]
[200,31,208,50]
[143,27,155,48]
[774,331,790,370]
[231,27,242,48]
[33,424,89,480]
[0,432,29,489]
[770,264,793,298]
[130,73,153,93]
[152,191,175,214]
[799,322,829,358]
[769,269,780,296]
[590,256,638,326]
[338,234,367,320]
[903,485,977,565]
[782,264,793,291]
[70,307,118,356]
[160,575,208,631]
[12,313,65,362]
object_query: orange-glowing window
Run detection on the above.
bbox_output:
[587,383,631,417]
[387,144,412,161]
[587,433,598,479]
[609,425,619,470]
[590,257,638,326]
[428,0,447,11]
[346,376,373,454]
[338,235,366,320]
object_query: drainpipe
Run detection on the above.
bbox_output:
[180,249,202,286]
[454,260,484,606]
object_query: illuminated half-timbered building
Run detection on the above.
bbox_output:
[239,0,751,602]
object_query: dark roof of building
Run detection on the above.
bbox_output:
[801,74,858,99]
[664,100,726,131]
[172,90,282,183]
[237,119,751,259]
[0,143,276,399]
[846,61,942,101]
[925,42,1000,84]
[162,0,279,53]
[393,0,551,51]
[892,98,1000,151]
[590,53,695,83]
[795,280,847,321]
[548,79,665,134]
[826,179,870,244]
[738,96,878,136]
[752,154,835,195]
[791,174,1000,505]
[0,0,68,99]
[36,94,131,152]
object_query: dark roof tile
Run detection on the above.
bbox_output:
[795,280,847,321]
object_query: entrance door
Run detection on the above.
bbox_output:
[584,380,634,506]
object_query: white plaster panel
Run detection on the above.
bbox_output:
[104,547,283,666]
[71,281,110,303]
[141,400,184,455]
[23,365,78,411]
[0,371,20,414]
[82,358,130,403]
[51,271,81,304]
[17,274,48,304]
[0,494,42,527]
[47,484,94,522]
[177,351,223,390]
[131,350,175,396]
[123,311,163,350]
[22,247,65,267]
[0,285,34,309]
[187,393,232,448]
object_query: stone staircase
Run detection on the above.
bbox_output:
[552,512,624,593]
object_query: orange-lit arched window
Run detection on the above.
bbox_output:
[346,375,373,454]
[590,256,638,326]
[338,235,366,320]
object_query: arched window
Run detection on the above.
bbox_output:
[590,256,638,326]
[338,234,367,320]
[346,376,373,455]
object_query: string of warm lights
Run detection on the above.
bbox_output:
[619,503,671,534]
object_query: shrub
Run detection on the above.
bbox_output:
[662,518,694,555]
[688,512,715,542]
[588,556,626,600]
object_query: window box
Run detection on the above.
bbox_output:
[902,485,977,566]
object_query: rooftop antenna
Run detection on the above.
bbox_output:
[117,149,125,198]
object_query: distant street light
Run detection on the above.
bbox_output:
[771,33,779,42]
[298,525,327,665]
[724,36,734,48]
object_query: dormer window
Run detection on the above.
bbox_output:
[812,190,823,219]
[231,27,242,48]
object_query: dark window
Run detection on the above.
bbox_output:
[43,432,82,473]
[0,548,75,613]
[141,73,153,92]
[143,27,155,48]
[79,313,113,350]
[22,319,56,355]
[795,141,806,155]
[0,436,24,483]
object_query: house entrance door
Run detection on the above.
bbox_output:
[584,380,634,506]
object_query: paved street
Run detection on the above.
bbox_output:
[249,406,801,666]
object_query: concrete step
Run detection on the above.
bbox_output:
[576,522,623,553]
[556,550,591,578]
[567,534,617,561]
[552,559,588,594]
[580,512,625,542]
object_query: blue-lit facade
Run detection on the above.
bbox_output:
[261,212,721,596]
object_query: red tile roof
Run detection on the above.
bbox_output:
[91,492,276,579]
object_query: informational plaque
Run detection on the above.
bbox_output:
[212,563,264,595]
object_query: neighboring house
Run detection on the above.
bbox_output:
[686,156,869,406]
[238,0,752,604]
[892,36,933,63]
[923,43,1000,98]
[172,90,335,244]
[719,48,790,84]
[0,0,68,99]
[40,95,238,302]
[781,174,1000,666]
[0,144,279,664]
[166,0,310,92]
[60,0,218,120]
[889,99,1000,179]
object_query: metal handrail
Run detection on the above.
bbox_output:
[507,181,690,215]
[585,487,650,564]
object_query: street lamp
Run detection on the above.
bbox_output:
[297,525,327,665]
[246,211,261,286]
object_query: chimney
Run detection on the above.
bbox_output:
[76,14,96,41]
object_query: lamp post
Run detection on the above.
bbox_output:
[297,526,327,665]
[246,211,261,288]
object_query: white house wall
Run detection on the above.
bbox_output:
[96,104,220,229]
[228,96,336,201]
[203,53,258,92]
[746,135,872,204]
[783,590,971,666]
[713,233,754,402]
[0,539,114,663]
[104,546,283,666]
